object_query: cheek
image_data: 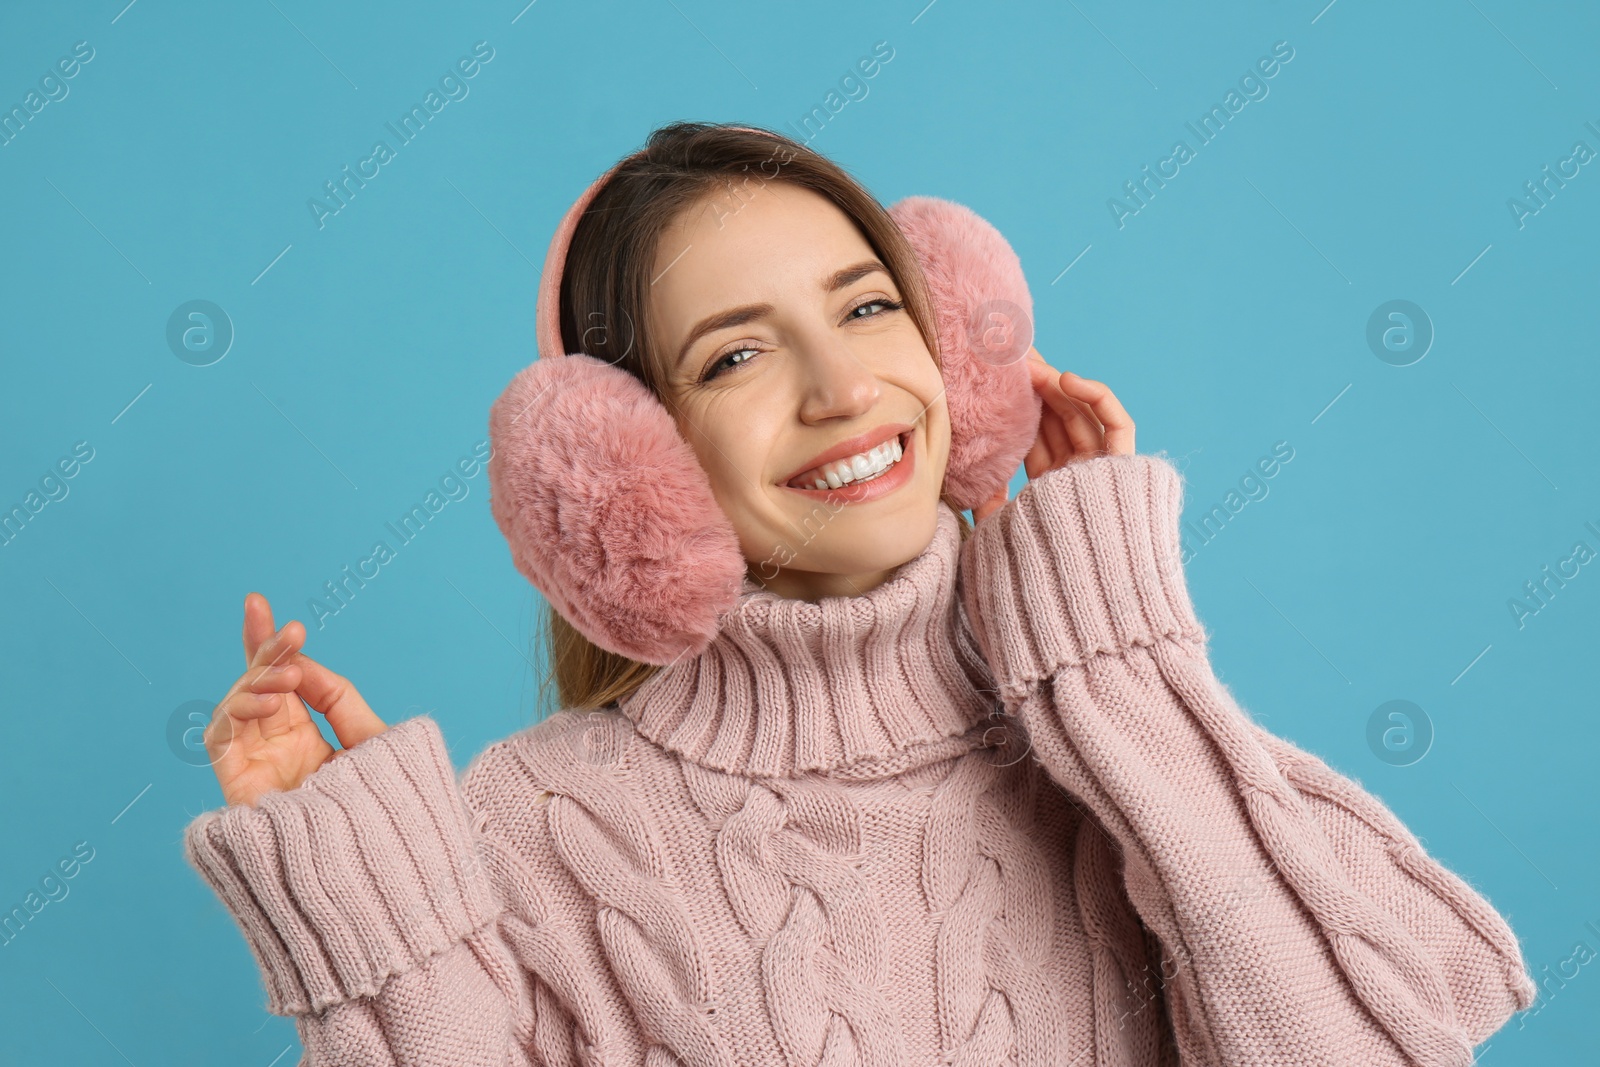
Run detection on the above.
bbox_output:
[925,410,953,489]
[909,367,953,474]
[674,397,773,496]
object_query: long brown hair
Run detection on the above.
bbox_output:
[535,120,974,719]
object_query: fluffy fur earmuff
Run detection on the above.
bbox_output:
[886,196,1042,509]
[487,352,747,668]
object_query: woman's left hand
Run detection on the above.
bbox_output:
[973,347,1135,524]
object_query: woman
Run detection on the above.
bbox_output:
[186,122,1535,1066]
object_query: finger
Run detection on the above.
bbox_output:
[202,704,241,756]
[1060,373,1136,455]
[244,661,303,694]
[1036,367,1100,454]
[221,687,286,722]
[226,626,314,738]
[238,624,310,733]
[243,592,276,668]
[1030,361,1102,458]
[250,620,305,674]
[292,653,388,750]
[1059,381,1107,434]
[1026,349,1114,466]
[1057,389,1107,458]
[1027,360,1073,464]
[1023,423,1053,480]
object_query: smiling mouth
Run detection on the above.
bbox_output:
[783,430,911,491]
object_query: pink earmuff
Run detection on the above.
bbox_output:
[487,132,1042,667]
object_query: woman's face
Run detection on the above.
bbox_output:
[648,181,951,602]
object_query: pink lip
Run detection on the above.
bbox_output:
[779,421,913,487]
[780,429,915,504]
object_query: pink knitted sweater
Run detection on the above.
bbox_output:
[184,453,1536,1066]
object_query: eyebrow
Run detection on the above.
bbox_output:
[673,259,891,371]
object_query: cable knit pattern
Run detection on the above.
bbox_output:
[182,457,1534,1065]
[513,709,735,1067]
[920,747,1073,1066]
[683,762,907,1067]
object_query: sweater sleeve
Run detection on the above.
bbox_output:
[957,453,1537,1067]
[183,715,569,1066]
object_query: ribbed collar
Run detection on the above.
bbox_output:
[615,502,1005,780]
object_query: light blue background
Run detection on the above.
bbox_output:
[1,0,1595,1063]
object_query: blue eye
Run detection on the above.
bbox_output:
[849,297,904,320]
[702,346,761,382]
[698,297,905,383]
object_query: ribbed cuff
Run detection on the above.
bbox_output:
[958,452,1207,700]
[183,716,504,1016]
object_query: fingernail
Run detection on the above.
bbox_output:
[266,665,289,675]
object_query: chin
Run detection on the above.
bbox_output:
[739,479,944,581]
[822,496,941,570]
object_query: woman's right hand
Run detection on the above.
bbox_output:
[206,592,389,808]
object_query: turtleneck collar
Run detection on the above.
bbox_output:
[615,502,1006,781]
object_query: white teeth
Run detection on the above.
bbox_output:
[795,435,904,490]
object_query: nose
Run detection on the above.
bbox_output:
[795,329,880,425]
